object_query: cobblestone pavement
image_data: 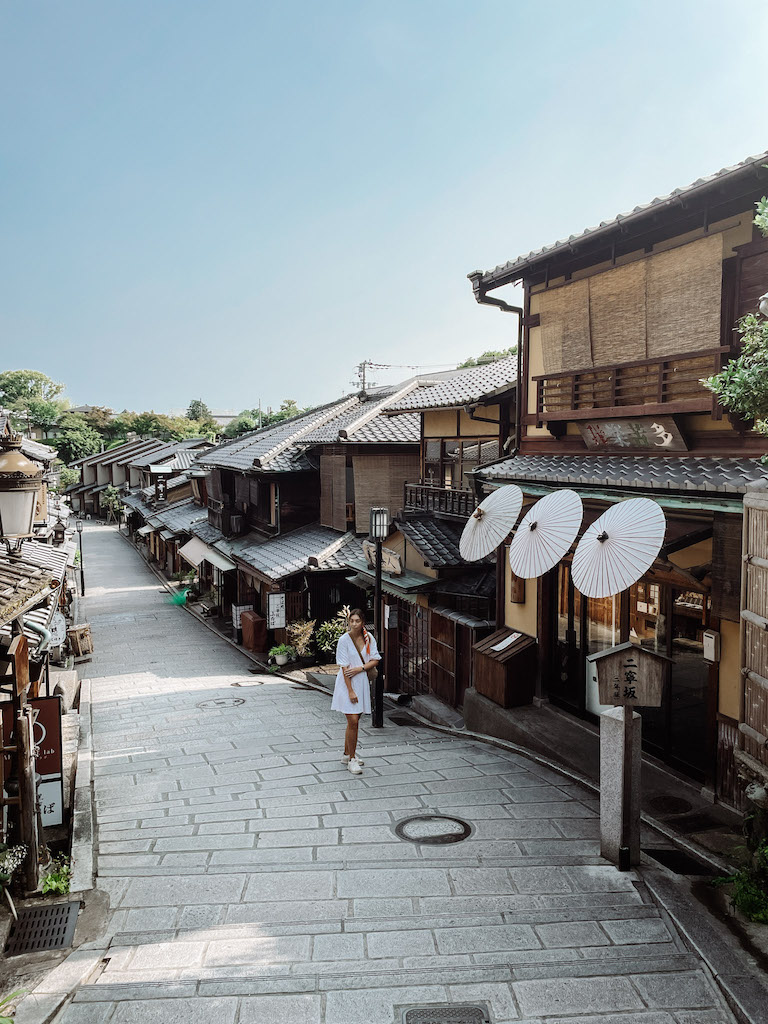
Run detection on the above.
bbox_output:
[58,525,737,1023]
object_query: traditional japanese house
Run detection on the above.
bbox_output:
[469,151,768,803]
[191,385,422,637]
[66,437,166,515]
[340,361,516,707]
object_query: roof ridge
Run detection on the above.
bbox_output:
[338,382,421,439]
[253,396,360,468]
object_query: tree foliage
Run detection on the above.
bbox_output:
[0,369,64,405]
[26,398,63,436]
[703,314,768,431]
[222,399,309,439]
[186,399,212,421]
[458,347,517,368]
[56,425,103,464]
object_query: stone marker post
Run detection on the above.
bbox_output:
[587,642,668,871]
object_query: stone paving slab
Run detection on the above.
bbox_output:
[43,526,742,1024]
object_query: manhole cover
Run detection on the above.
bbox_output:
[196,697,245,709]
[394,815,472,845]
[401,1005,489,1024]
[647,795,693,815]
[5,901,80,955]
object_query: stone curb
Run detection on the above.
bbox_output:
[643,869,768,1024]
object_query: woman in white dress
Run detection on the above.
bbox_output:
[331,609,381,774]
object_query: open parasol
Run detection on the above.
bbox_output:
[507,489,583,579]
[459,484,523,562]
[571,497,666,599]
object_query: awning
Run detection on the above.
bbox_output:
[137,524,154,537]
[179,536,236,572]
[345,557,434,594]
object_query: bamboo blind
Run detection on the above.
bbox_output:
[646,234,722,357]
[537,233,723,372]
[319,455,346,532]
[353,454,420,533]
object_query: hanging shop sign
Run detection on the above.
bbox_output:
[267,592,286,629]
[362,540,403,576]
[2,696,64,827]
[587,642,667,708]
[578,417,687,452]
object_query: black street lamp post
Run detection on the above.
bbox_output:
[369,507,389,729]
[76,519,85,597]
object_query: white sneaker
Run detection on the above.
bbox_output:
[347,758,363,775]
[341,753,365,765]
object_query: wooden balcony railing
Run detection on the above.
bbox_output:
[404,483,476,519]
[531,346,731,424]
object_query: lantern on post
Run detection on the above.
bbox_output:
[52,518,67,546]
[369,507,389,728]
[0,434,43,555]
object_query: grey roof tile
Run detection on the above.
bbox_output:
[477,454,766,496]
[385,358,516,413]
[147,499,207,536]
[396,515,493,568]
[228,524,362,581]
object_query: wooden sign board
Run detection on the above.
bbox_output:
[587,642,666,708]
[267,592,286,630]
[579,416,687,452]
[2,696,64,826]
[362,540,403,577]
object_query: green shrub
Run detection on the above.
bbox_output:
[41,855,71,896]
[315,618,347,655]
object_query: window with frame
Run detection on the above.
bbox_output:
[423,438,499,489]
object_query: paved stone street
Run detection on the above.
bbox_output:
[55,524,737,1023]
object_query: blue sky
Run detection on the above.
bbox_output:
[1,1,767,414]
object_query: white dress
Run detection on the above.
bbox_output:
[330,631,381,715]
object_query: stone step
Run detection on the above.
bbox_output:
[74,950,701,1003]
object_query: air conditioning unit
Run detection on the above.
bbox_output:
[230,513,245,535]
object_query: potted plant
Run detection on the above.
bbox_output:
[287,619,316,666]
[269,643,296,667]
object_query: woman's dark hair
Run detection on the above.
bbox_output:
[347,608,366,622]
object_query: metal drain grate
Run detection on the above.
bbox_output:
[402,1005,489,1024]
[5,901,80,956]
[395,814,473,845]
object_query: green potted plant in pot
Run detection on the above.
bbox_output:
[269,643,296,667]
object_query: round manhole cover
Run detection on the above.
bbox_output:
[647,795,693,815]
[394,815,472,845]
[196,697,245,709]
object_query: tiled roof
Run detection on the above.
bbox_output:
[191,520,228,547]
[21,437,57,463]
[18,540,69,583]
[196,399,356,472]
[101,439,166,467]
[384,358,516,413]
[396,515,493,568]
[473,150,768,288]
[147,500,207,536]
[228,524,361,581]
[128,439,210,469]
[477,454,767,495]
[121,491,157,520]
[0,544,61,627]
[139,475,190,501]
[301,386,420,445]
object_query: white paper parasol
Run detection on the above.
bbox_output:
[459,484,523,562]
[507,489,583,579]
[571,497,666,599]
